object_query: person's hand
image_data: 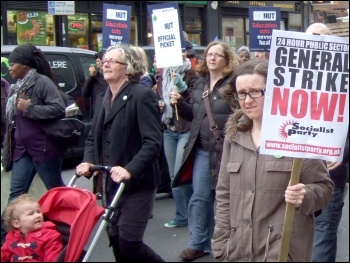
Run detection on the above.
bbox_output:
[89,64,96,77]
[76,162,94,176]
[158,100,165,111]
[326,161,341,171]
[285,183,306,208]
[110,166,131,183]
[170,91,181,104]
[17,98,31,111]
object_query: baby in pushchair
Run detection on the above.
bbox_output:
[1,194,63,262]
[1,182,105,262]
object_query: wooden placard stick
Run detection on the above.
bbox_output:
[278,157,303,262]
[170,67,179,120]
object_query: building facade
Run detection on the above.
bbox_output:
[3,1,343,51]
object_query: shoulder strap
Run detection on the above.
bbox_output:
[202,83,221,140]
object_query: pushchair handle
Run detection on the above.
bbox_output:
[69,165,113,187]
[89,165,112,172]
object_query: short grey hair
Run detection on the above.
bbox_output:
[106,44,144,82]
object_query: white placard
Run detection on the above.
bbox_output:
[260,30,349,162]
[48,1,75,15]
[151,9,183,68]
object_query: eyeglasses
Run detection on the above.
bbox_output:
[234,89,266,100]
[102,59,127,66]
[206,53,225,59]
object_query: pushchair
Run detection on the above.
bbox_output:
[38,165,125,262]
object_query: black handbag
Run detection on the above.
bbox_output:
[39,90,85,148]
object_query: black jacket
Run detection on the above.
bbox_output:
[173,75,236,189]
[83,81,162,194]
[82,72,108,117]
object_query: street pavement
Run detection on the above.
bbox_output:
[1,162,349,262]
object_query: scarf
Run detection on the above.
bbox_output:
[162,58,191,124]
[6,69,37,125]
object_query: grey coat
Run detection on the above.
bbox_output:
[212,111,334,262]
[1,73,65,171]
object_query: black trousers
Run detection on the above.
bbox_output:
[109,235,165,262]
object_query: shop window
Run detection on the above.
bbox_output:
[6,10,56,46]
[91,14,103,51]
[147,19,154,46]
[68,14,89,49]
[131,16,138,46]
[184,17,202,46]
[222,17,244,53]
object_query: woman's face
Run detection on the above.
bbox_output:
[239,51,250,62]
[206,44,227,73]
[13,201,43,235]
[236,73,266,123]
[102,49,127,83]
[8,63,29,80]
[96,57,103,70]
[255,52,265,59]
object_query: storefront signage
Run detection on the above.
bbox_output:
[223,1,296,12]
[48,1,75,15]
[68,21,85,31]
[16,11,47,45]
[310,1,334,5]
[249,7,280,51]
[260,30,349,161]
[102,4,131,48]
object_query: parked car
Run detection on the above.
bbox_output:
[1,45,96,160]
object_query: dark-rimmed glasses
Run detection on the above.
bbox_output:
[234,89,266,100]
[102,59,127,66]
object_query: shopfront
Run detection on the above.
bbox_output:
[1,1,207,50]
[218,1,301,52]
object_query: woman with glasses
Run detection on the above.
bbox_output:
[212,59,334,261]
[76,44,165,262]
[170,41,240,261]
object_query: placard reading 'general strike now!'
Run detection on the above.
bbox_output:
[260,30,349,162]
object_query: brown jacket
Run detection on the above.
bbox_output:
[212,111,334,262]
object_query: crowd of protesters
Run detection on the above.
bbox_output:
[1,24,348,262]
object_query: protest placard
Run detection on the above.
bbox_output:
[102,4,131,49]
[151,9,183,68]
[260,30,349,162]
[249,7,281,52]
